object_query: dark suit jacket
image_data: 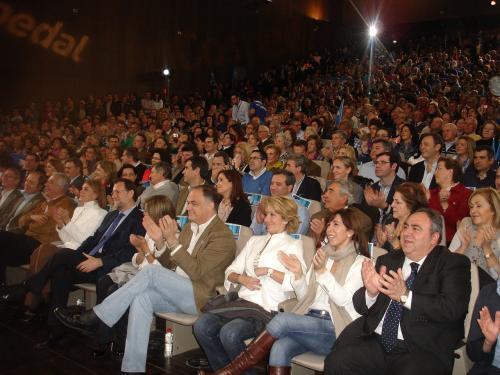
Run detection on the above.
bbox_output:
[341,246,471,372]
[226,198,252,227]
[69,175,85,191]
[360,175,406,225]
[159,217,235,310]
[5,193,45,232]
[0,189,23,229]
[306,159,321,177]
[76,206,145,278]
[296,176,322,202]
[408,160,437,189]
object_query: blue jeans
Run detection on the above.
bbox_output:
[193,313,259,375]
[266,312,336,366]
[93,265,198,373]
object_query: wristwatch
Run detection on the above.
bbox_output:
[400,288,410,304]
[267,268,274,278]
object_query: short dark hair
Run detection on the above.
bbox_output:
[213,151,231,165]
[66,157,83,171]
[272,169,296,186]
[114,178,137,200]
[438,157,462,183]
[118,163,137,178]
[192,184,222,211]
[251,149,267,162]
[287,154,307,175]
[474,145,494,160]
[187,156,209,180]
[376,151,400,172]
[292,140,307,150]
[420,132,444,152]
[371,137,393,152]
[124,147,139,162]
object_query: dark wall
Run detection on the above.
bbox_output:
[0,0,334,107]
[0,0,498,108]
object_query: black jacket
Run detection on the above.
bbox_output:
[408,160,437,189]
[226,198,252,227]
[77,206,145,278]
[338,246,471,372]
[295,176,322,202]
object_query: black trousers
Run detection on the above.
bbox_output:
[27,248,97,329]
[95,275,128,350]
[324,333,450,375]
[0,231,40,283]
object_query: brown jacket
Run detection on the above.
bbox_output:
[19,195,77,244]
[158,216,236,311]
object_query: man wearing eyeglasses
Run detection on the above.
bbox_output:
[242,150,273,195]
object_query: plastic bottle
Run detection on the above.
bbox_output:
[164,327,173,358]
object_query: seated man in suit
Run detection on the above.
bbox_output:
[285,154,322,202]
[55,185,236,374]
[176,156,208,215]
[64,158,85,197]
[208,151,231,185]
[1,178,145,346]
[137,162,178,209]
[408,133,443,190]
[325,208,471,375]
[2,170,45,232]
[0,167,23,229]
[0,173,76,284]
[121,147,147,184]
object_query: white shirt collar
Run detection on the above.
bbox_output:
[249,168,266,180]
[190,215,217,236]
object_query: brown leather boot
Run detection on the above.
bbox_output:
[268,367,291,375]
[198,330,277,375]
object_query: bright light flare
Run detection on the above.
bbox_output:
[368,24,378,38]
[163,68,170,76]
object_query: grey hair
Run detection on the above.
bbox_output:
[329,179,354,205]
[152,162,171,179]
[52,172,70,192]
[286,153,307,174]
[412,208,443,243]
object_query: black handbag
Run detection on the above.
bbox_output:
[201,291,274,331]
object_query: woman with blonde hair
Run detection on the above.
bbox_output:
[454,135,476,174]
[232,142,251,174]
[200,207,371,375]
[194,195,305,375]
[450,188,500,287]
[327,156,363,203]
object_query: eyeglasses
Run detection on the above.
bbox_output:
[373,160,391,165]
[249,157,263,160]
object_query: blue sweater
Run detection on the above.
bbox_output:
[242,171,272,195]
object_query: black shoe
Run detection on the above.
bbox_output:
[92,341,123,359]
[0,283,28,305]
[34,330,66,350]
[54,307,100,335]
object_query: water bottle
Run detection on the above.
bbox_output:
[164,327,173,358]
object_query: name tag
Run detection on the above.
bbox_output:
[226,223,241,240]
[247,193,263,206]
[292,194,311,208]
[289,233,302,240]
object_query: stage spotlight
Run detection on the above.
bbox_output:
[163,68,171,77]
[393,40,397,44]
[368,24,378,38]
[491,0,496,6]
